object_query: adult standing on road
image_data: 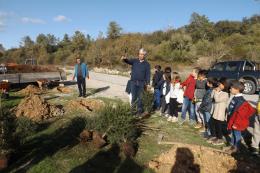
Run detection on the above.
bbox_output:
[73,56,89,97]
[121,48,151,115]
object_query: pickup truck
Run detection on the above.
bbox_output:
[207,60,260,94]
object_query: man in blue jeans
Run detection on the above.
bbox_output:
[121,48,151,115]
[73,57,89,97]
[152,65,163,111]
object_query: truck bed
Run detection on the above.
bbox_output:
[0,71,67,84]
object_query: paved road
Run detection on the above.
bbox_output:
[67,70,259,105]
[67,71,129,101]
[86,71,129,101]
[243,94,259,107]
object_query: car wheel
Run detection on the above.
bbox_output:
[243,80,256,95]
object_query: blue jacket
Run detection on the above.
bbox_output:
[74,63,89,78]
[227,96,246,118]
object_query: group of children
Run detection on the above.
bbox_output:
[152,65,257,154]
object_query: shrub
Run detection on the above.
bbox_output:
[0,108,16,154]
[88,103,141,144]
[141,91,154,113]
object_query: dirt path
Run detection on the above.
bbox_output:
[65,69,259,106]
[67,70,130,101]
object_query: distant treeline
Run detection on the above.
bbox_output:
[1,12,260,68]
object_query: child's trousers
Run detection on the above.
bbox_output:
[161,95,169,114]
[169,98,179,117]
[251,115,260,149]
[231,129,242,148]
[210,118,224,139]
[181,96,195,122]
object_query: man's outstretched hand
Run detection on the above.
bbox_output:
[121,56,127,60]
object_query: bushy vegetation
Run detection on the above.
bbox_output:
[0,108,42,154]
[86,103,140,144]
[0,109,16,155]
[1,13,260,68]
[142,91,154,113]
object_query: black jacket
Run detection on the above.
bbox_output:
[199,88,213,113]
[159,80,171,96]
[152,70,163,89]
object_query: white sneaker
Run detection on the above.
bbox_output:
[171,117,178,122]
[165,114,170,118]
[167,117,172,121]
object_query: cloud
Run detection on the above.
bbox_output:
[0,11,10,18]
[21,17,46,24]
[0,21,5,31]
[0,11,12,31]
[53,15,71,22]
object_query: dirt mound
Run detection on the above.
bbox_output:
[79,130,106,149]
[148,143,258,173]
[79,130,92,143]
[92,131,106,149]
[56,86,72,93]
[121,141,137,158]
[17,85,42,96]
[66,99,105,112]
[15,94,64,121]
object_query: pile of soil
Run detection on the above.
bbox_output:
[15,94,64,121]
[79,130,92,143]
[148,143,258,173]
[79,129,137,156]
[17,85,42,96]
[56,86,73,93]
[79,130,106,149]
[121,141,137,158]
[66,99,105,112]
[92,131,107,148]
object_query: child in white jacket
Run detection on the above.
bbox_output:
[168,75,184,122]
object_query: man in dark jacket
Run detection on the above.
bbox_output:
[121,48,151,115]
[152,65,163,110]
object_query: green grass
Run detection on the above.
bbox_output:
[2,90,223,173]
[4,111,221,173]
[94,96,123,105]
[4,112,154,173]
[0,92,24,109]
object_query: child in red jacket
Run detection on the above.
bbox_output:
[179,68,199,125]
[227,80,256,153]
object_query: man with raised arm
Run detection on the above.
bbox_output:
[121,48,151,115]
